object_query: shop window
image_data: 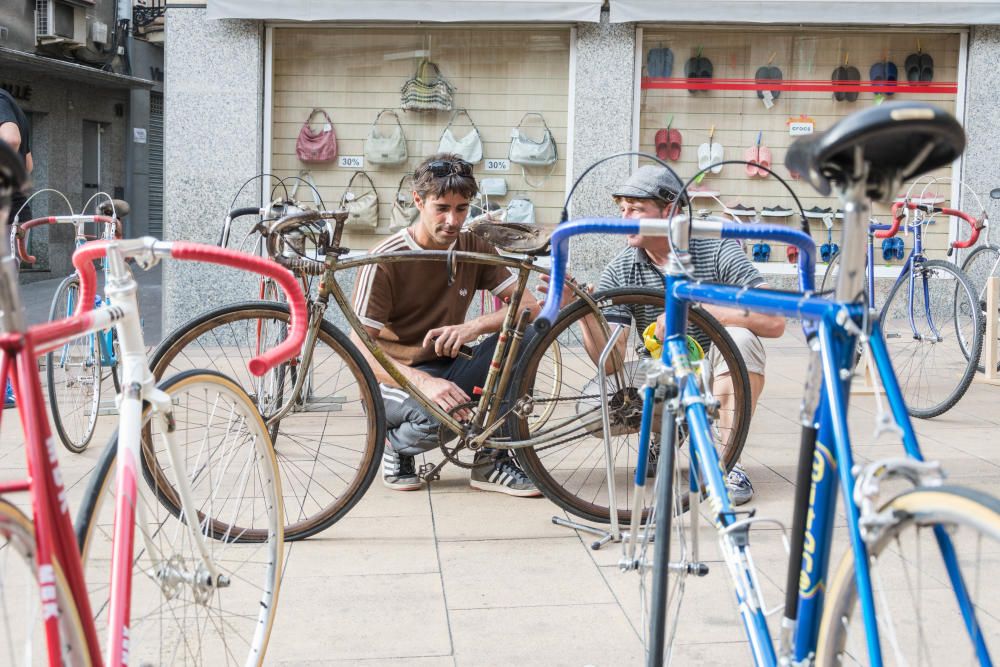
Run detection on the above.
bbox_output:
[270,27,571,250]
[638,28,962,263]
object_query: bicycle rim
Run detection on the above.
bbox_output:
[959,244,1000,373]
[514,289,751,524]
[46,276,101,453]
[818,486,1000,665]
[0,499,89,666]
[881,260,983,418]
[76,371,283,666]
[149,302,384,540]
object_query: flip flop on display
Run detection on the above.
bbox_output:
[647,47,674,78]
[755,65,783,101]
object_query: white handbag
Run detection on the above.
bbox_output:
[390,174,419,231]
[364,110,408,166]
[508,112,558,167]
[505,198,535,224]
[480,178,507,197]
[437,109,483,164]
[340,171,379,230]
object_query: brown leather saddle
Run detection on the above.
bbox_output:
[466,218,554,255]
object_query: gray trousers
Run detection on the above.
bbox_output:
[381,330,534,456]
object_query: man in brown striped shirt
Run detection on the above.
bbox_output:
[351,153,541,496]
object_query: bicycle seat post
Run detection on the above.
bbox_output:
[835,176,872,305]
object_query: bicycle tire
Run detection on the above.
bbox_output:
[46,274,101,454]
[148,301,385,541]
[959,243,1000,373]
[75,370,283,666]
[817,485,1000,665]
[0,497,89,666]
[511,288,752,524]
[881,259,984,418]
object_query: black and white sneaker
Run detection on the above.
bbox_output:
[383,446,424,491]
[470,456,541,497]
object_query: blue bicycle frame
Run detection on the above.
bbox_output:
[536,216,990,665]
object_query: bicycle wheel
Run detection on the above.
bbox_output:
[149,301,385,541]
[881,259,984,418]
[0,498,89,666]
[819,250,870,304]
[638,408,692,667]
[511,288,752,524]
[817,485,1000,665]
[75,370,283,666]
[46,274,101,453]
[960,244,1000,373]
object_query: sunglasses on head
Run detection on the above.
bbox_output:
[425,159,473,177]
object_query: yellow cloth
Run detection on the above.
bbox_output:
[642,322,705,361]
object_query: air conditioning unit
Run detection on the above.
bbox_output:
[35,0,84,44]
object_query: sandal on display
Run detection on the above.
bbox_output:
[752,243,771,263]
[871,60,898,97]
[655,128,671,161]
[726,203,757,217]
[647,46,674,78]
[684,48,713,93]
[754,62,783,104]
[786,245,799,263]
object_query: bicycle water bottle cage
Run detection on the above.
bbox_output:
[785,101,965,203]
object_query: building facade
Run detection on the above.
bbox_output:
[160,1,1000,327]
[2,0,164,280]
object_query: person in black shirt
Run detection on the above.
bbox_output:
[0,89,31,408]
[0,88,32,225]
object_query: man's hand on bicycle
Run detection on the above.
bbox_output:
[538,273,592,310]
[424,322,480,358]
[417,375,472,421]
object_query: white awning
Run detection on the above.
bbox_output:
[207,0,602,22]
[611,0,1000,25]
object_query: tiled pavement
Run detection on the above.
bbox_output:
[2,326,1000,665]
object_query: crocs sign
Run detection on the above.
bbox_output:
[787,115,815,136]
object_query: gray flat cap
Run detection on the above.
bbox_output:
[612,165,687,204]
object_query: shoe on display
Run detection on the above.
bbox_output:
[383,446,424,491]
[726,464,754,506]
[3,382,14,409]
[761,205,793,217]
[803,206,834,219]
[727,203,757,217]
[470,454,542,497]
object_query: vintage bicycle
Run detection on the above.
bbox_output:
[0,141,308,665]
[12,205,125,452]
[537,102,1000,665]
[958,187,1000,373]
[145,190,753,536]
[820,196,985,417]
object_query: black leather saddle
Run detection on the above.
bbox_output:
[786,102,964,203]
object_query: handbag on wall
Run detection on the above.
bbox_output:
[437,109,483,164]
[400,59,456,112]
[508,112,558,167]
[340,171,380,230]
[364,110,408,166]
[505,197,535,224]
[390,174,419,231]
[296,108,338,163]
[480,178,507,197]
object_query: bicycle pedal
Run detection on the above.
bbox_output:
[418,462,441,482]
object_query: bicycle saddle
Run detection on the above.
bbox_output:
[0,140,27,194]
[467,219,553,255]
[786,102,964,203]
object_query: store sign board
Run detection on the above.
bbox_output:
[339,155,364,169]
[484,159,510,172]
[788,121,814,136]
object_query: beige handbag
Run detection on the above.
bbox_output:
[390,174,419,231]
[340,171,379,230]
[364,110,408,166]
[437,109,483,164]
[400,59,456,112]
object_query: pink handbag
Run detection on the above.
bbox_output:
[296,109,338,163]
